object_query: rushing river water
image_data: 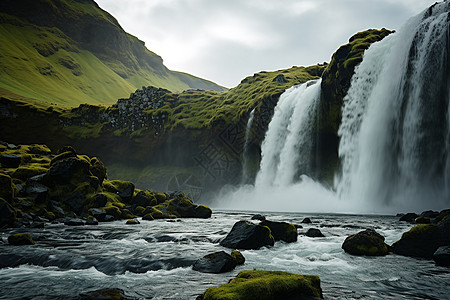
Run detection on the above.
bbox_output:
[1,211,449,299]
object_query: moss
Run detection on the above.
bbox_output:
[202,270,323,300]
[12,165,48,180]
[402,224,438,239]
[102,205,122,219]
[231,250,245,265]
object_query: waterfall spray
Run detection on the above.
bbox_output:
[241,108,255,184]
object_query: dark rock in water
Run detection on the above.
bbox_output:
[0,173,14,202]
[295,224,303,229]
[193,251,237,273]
[79,288,129,300]
[392,223,443,258]
[64,218,85,226]
[64,192,85,214]
[306,228,325,238]
[89,208,107,222]
[433,246,450,267]
[126,219,140,225]
[399,213,418,222]
[86,216,98,225]
[8,233,34,245]
[301,217,312,224]
[415,217,431,224]
[260,220,297,242]
[419,210,439,219]
[24,182,48,204]
[231,250,245,265]
[342,229,388,256]
[0,154,21,168]
[199,270,323,300]
[104,215,115,222]
[0,198,16,227]
[220,220,275,250]
[251,214,266,221]
[194,205,212,219]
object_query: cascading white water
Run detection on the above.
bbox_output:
[241,108,255,183]
[255,79,322,187]
[337,2,450,211]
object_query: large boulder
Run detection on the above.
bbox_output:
[131,190,156,207]
[103,180,135,203]
[193,251,237,273]
[342,229,389,256]
[47,156,91,185]
[399,213,418,222]
[0,197,16,227]
[89,157,106,184]
[306,228,325,238]
[200,270,323,300]
[220,220,275,250]
[260,220,297,243]
[8,233,34,245]
[433,246,450,267]
[89,208,107,222]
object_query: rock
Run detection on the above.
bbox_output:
[273,74,287,84]
[64,218,85,226]
[89,208,107,222]
[126,219,140,225]
[0,198,16,227]
[79,288,129,300]
[64,192,85,215]
[392,224,442,258]
[24,182,48,204]
[0,154,21,168]
[399,212,418,222]
[166,195,197,217]
[194,205,212,218]
[193,251,237,273]
[231,250,245,265]
[415,216,431,224]
[200,270,323,300]
[104,180,134,203]
[0,173,14,202]
[47,157,91,185]
[91,193,108,208]
[121,209,134,219]
[86,216,98,225]
[220,220,275,250]
[50,151,77,166]
[8,233,34,245]
[131,190,156,207]
[260,220,297,242]
[301,217,312,224]
[89,157,106,184]
[251,214,266,221]
[342,229,388,256]
[133,206,145,217]
[433,246,450,267]
[142,213,154,221]
[306,228,325,238]
[436,209,450,223]
[48,200,65,218]
[419,210,439,219]
[104,215,115,222]
[57,145,76,155]
[103,206,122,219]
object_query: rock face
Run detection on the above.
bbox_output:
[259,220,297,243]
[200,270,323,300]
[193,251,237,274]
[8,233,34,245]
[220,220,275,250]
[342,229,389,256]
[433,246,450,267]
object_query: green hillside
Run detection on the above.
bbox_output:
[0,0,225,106]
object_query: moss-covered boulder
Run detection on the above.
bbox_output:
[220,220,275,250]
[342,229,389,256]
[231,250,245,265]
[415,216,431,224]
[89,157,107,184]
[399,212,418,222]
[195,205,212,218]
[8,232,34,245]
[79,288,129,300]
[0,197,16,227]
[200,270,323,300]
[193,251,237,274]
[131,190,157,207]
[260,220,297,243]
[47,156,91,186]
[103,180,135,203]
[0,173,14,202]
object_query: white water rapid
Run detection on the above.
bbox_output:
[337,2,450,212]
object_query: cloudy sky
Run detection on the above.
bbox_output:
[95,0,437,88]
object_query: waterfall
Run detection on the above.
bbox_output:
[241,108,255,184]
[255,79,322,187]
[337,2,450,211]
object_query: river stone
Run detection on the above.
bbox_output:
[251,214,266,221]
[342,229,388,256]
[79,288,129,300]
[220,220,275,250]
[89,208,107,222]
[64,218,85,226]
[399,213,418,222]
[8,233,34,245]
[193,251,237,273]
[86,216,99,225]
[260,220,297,242]
[433,246,450,267]
[306,228,325,238]
[231,250,245,265]
[126,219,140,225]
[415,216,431,224]
[301,217,312,224]
[0,154,21,168]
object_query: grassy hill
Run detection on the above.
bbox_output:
[0,0,225,106]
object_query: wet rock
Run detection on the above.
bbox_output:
[104,180,134,203]
[79,288,129,300]
[126,219,140,225]
[48,200,65,218]
[220,220,275,250]
[0,198,16,228]
[342,229,389,256]
[0,173,14,202]
[86,216,98,225]
[399,213,418,222]
[64,218,85,226]
[104,215,115,222]
[193,251,237,273]
[231,250,245,265]
[89,208,107,222]
[64,192,84,215]
[433,246,450,267]
[260,220,297,242]
[194,205,212,218]
[200,270,323,300]
[50,151,77,166]
[0,154,21,168]
[415,217,431,224]
[306,228,325,238]
[419,210,439,219]
[251,214,266,221]
[8,233,34,245]
[24,182,48,204]
[301,217,312,224]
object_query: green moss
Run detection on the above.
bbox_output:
[202,270,322,300]
[403,224,438,239]
[102,205,122,219]
[12,165,48,180]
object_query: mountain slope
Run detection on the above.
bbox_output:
[0,0,225,106]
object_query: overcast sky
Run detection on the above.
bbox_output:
[95,0,437,88]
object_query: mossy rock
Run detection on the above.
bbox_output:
[0,173,14,202]
[13,165,48,180]
[47,156,91,186]
[342,229,388,256]
[27,144,52,155]
[134,205,146,217]
[392,224,441,258]
[415,217,431,224]
[79,288,128,300]
[195,205,212,218]
[148,207,166,219]
[89,157,106,184]
[154,192,167,203]
[201,270,323,300]
[8,233,34,245]
[260,220,297,243]
[103,180,135,202]
[121,208,134,219]
[131,190,157,207]
[231,250,245,265]
[50,151,77,166]
[102,205,122,219]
